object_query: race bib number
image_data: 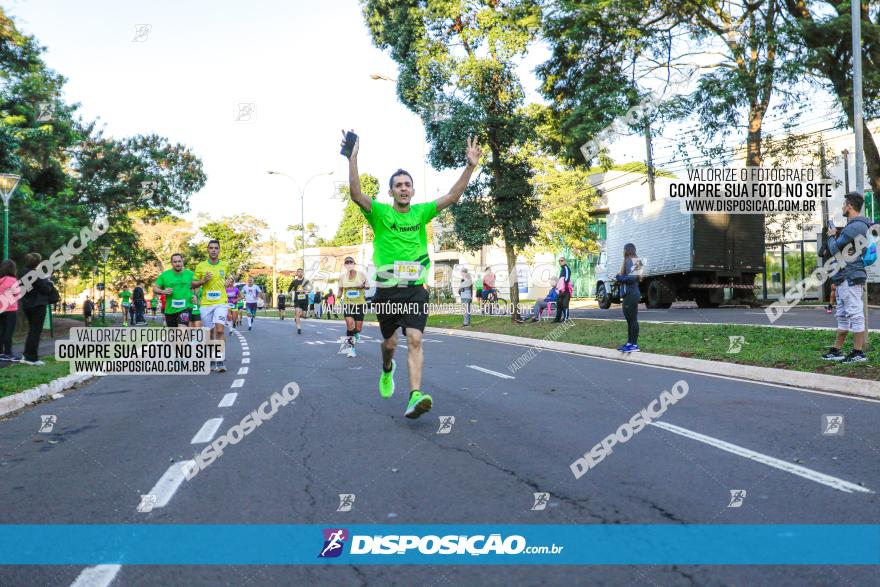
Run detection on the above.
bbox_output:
[345,289,365,303]
[206,290,222,301]
[171,299,185,309]
[228,303,236,309]
[394,261,421,280]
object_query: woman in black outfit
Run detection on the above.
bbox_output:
[20,252,53,365]
[616,243,641,353]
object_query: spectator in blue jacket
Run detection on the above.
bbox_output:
[616,243,642,352]
[525,286,559,323]
[822,192,874,364]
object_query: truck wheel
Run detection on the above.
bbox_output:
[596,283,612,310]
[694,291,720,308]
[646,280,673,309]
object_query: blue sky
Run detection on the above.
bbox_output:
[7,0,557,243]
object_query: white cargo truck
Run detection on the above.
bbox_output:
[595,198,765,309]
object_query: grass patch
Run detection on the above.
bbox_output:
[425,315,880,381]
[0,357,70,399]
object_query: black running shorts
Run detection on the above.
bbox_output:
[343,304,365,321]
[165,311,191,327]
[373,285,429,340]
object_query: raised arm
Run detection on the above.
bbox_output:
[435,136,482,213]
[341,130,372,213]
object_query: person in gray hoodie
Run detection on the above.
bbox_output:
[822,192,874,364]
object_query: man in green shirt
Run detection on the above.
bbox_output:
[119,287,132,323]
[192,239,230,372]
[153,253,194,327]
[343,131,481,419]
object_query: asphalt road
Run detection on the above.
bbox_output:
[1,316,878,586]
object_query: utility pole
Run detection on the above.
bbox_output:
[852,0,869,344]
[645,120,656,202]
[819,145,830,304]
[842,149,850,193]
[271,232,278,309]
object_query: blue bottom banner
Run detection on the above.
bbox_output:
[1,525,878,565]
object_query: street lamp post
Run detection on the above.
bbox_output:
[99,246,111,320]
[267,170,334,264]
[0,174,21,260]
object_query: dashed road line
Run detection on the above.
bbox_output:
[144,460,195,508]
[467,365,515,380]
[218,393,237,407]
[231,379,244,388]
[70,564,122,587]
[238,367,249,375]
[191,418,223,444]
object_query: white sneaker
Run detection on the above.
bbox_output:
[20,359,46,366]
[347,346,357,358]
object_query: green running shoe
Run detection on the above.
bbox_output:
[404,391,433,419]
[379,359,396,398]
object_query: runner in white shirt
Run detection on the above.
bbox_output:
[241,277,264,331]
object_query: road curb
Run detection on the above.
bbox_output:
[424,326,880,400]
[0,372,97,418]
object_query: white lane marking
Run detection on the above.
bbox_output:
[650,421,873,494]
[70,565,122,587]
[145,460,195,509]
[191,418,223,444]
[242,358,250,364]
[242,345,249,350]
[431,332,880,403]
[238,367,248,375]
[218,393,237,407]
[467,365,515,380]
[231,379,244,388]
[242,351,250,356]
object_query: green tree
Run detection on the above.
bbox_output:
[200,215,268,280]
[331,173,378,245]
[785,0,880,197]
[0,7,206,280]
[363,0,543,319]
[531,162,601,258]
[538,0,804,168]
[287,222,331,249]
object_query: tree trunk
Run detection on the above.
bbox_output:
[747,106,764,168]
[862,119,880,196]
[504,239,520,321]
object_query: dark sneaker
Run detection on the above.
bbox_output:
[841,351,867,365]
[822,349,845,361]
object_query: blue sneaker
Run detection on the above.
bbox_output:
[624,344,641,353]
[617,344,628,352]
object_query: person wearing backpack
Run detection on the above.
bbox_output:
[822,192,875,364]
